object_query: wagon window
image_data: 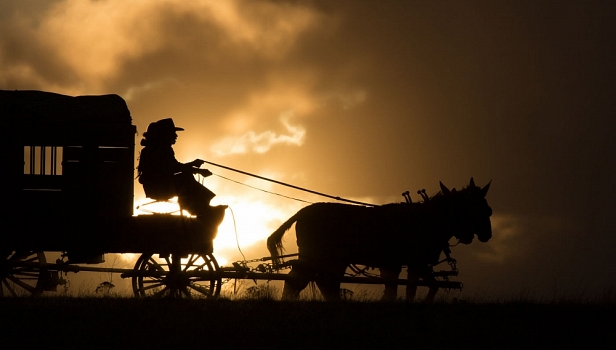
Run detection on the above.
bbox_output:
[24,146,63,175]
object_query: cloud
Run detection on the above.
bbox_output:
[191,0,318,59]
[320,88,367,110]
[472,214,526,263]
[211,111,306,155]
[123,78,180,101]
[1,0,321,92]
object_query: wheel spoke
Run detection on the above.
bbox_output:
[154,286,170,297]
[3,280,18,297]
[17,255,38,263]
[11,265,40,272]
[147,257,168,271]
[142,282,166,291]
[193,262,208,271]
[146,260,164,271]
[141,279,164,284]
[11,272,41,278]
[188,283,212,296]
[7,284,18,297]
[183,255,198,271]
[7,275,36,294]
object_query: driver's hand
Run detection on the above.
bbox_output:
[197,169,212,177]
[192,159,205,168]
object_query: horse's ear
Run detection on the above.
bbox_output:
[439,181,451,195]
[469,177,476,188]
[481,180,491,197]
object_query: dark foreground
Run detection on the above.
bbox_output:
[1,297,614,349]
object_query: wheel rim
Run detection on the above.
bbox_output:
[132,253,221,298]
[1,251,47,297]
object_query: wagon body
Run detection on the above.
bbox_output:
[0,90,211,256]
[4,214,212,257]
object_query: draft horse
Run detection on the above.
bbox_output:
[267,178,492,301]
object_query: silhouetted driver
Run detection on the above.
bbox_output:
[137,118,226,231]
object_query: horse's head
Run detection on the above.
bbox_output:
[438,177,492,244]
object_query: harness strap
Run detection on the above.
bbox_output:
[201,159,377,207]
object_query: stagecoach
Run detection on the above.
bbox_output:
[0,90,466,299]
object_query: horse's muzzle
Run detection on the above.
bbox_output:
[477,223,492,242]
[478,235,491,243]
[459,236,474,244]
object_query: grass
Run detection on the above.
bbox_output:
[1,291,614,350]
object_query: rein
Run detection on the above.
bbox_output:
[201,159,377,207]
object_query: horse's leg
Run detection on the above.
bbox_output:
[315,263,346,301]
[315,279,341,301]
[421,267,438,303]
[380,266,402,301]
[405,266,420,302]
[424,280,438,302]
[282,265,311,300]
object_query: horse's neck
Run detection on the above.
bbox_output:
[421,206,457,247]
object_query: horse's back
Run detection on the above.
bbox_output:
[294,203,415,265]
[295,203,379,239]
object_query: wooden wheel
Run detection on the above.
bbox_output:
[1,251,47,297]
[132,253,221,298]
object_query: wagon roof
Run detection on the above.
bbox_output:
[0,90,131,127]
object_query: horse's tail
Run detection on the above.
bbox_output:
[267,212,300,266]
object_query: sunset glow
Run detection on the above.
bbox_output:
[3,0,615,299]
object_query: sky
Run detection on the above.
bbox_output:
[2,0,615,299]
